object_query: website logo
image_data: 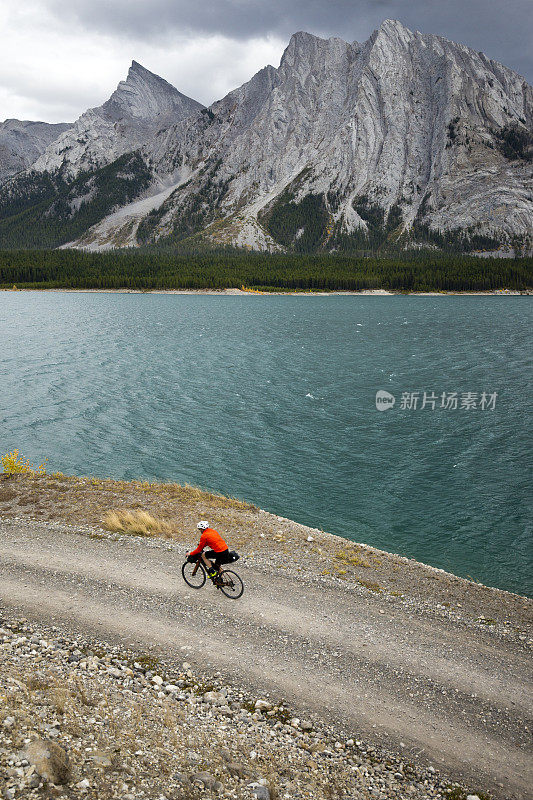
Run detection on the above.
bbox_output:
[375,390,396,411]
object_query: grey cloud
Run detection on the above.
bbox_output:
[50,0,533,81]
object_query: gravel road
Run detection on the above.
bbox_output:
[0,518,531,800]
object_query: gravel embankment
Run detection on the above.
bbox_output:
[1,515,532,800]
[1,473,532,800]
[1,616,483,800]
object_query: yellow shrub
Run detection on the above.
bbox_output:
[2,449,47,475]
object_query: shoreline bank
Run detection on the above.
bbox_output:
[2,287,531,295]
[1,472,531,617]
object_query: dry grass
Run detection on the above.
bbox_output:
[358,579,383,593]
[49,687,72,714]
[0,473,256,533]
[101,509,174,537]
[26,675,50,692]
[334,549,371,569]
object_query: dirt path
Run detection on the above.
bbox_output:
[0,518,531,799]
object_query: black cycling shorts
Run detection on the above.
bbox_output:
[205,548,232,567]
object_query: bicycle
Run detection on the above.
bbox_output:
[181,556,244,599]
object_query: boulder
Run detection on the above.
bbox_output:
[24,739,71,784]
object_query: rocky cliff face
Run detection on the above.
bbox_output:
[135,20,531,252]
[0,119,72,184]
[31,61,204,178]
[1,21,531,252]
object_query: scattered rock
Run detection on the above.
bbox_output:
[24,739,71,784]
[254,699,272,712]
[107,667,122,678]
[90,749,114,768]
[190,771,218,789]
[0,614,488,800]
[248,782,271,800]
[27,773,41,788]
[227,762,251,779]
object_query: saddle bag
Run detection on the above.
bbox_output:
[228,550,240,563]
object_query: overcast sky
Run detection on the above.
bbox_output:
[1,0,531,123]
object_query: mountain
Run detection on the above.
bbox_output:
[1,21,531,253]
[0,119,72,184]
[133,21,533,253]
[30,61,204,179]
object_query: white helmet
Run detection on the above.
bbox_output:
[197,520,209,531]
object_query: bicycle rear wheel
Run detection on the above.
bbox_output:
[218,569,244,599]
[182,560,206,589]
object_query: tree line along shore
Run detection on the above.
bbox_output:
[0,249,532,292]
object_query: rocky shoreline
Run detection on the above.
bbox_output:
[0,615,485,800]
[2,288,531,296]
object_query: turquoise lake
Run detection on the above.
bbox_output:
[1,291,531,596]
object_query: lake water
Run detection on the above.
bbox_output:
[1,291,531,596]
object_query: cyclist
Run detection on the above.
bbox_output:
[187,521,234,581]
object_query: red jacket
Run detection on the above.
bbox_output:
[189,528,228,556]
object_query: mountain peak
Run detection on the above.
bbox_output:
[371,18,414,47]
[0,118,73,183]
[281,30,350,72]
[104,62,203,121]
[379,18,410,33]
[288,30,322,45]
[127,60,162,83]
[28,61,203,179]
[285,30,348,51]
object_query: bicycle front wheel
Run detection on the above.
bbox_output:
[182,560,206,589]
[218,569,244,599]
